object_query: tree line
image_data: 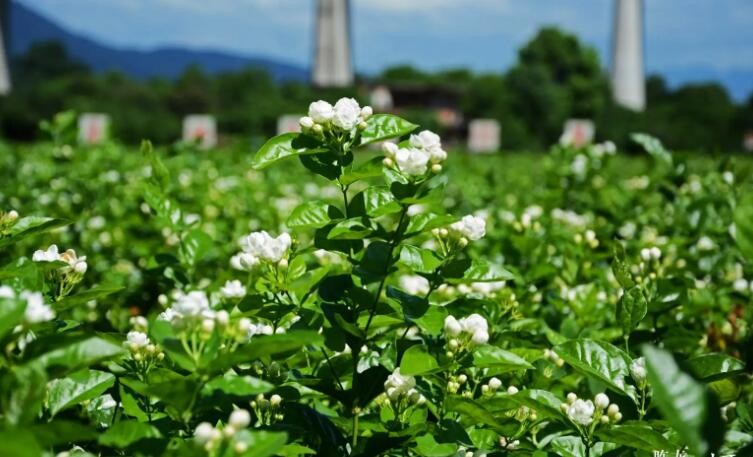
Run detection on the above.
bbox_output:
[1,27,751,152]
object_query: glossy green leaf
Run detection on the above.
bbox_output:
[596,423,677,452]
[686,353,745,382]
[473,346,533,371]
[413,434,457,457]
[24,334,125,378]
[47,369,115,416]
[616,286,647,336]
[734,192,753,261]
[642,345,723,456]
[288,201,339,228]
[399,245,442,273]
[98,420,162,448]
[359,114,418,146]
[252,133,326,169]
[0,295,26,340]
[0,217,71,249]
[554,339,636,402]
[53,285,124,312]
[210,331,322,373]
[400,344,439,375]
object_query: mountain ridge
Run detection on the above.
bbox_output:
[8,0,309,81]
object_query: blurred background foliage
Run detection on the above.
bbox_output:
[1,27,751,152]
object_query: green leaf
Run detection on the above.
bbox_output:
[473,346,533,371]
[24,334,125,378]
[444,258,514,283]
[0,296,26,340]
[29,420,98,447]
[734,192,753,261]
[444,396,508,434]
[550,436,617,457]
[252,133,325,169]
[361,186,402,217]
[507,389,564,420]
[288,201,340,228]
[631,133,673,167]
[210,331,322,373]
[685,353,745,382]
[327,218,373,240]
[386,286,429,320]
[339,156,384,185]
[554,339,636,402]
[47,369,115,416]
[0,217,71,249]
[596,423,677,452]
[616,286,647,336]
[179,229,213,267]
[53,285,124,312]
[98,420,162,448]
[141,139,170,190]
[399,245,442,273]
[400,344,439,375]
[234,430,288,457]
[205,374,274,396]
[0,429,43,457]
[359,114,418,146]
[642,345,723,456]
[413,434,457,457]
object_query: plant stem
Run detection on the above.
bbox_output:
[364,206,409,336]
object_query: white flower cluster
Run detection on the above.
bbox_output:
[33,244,88,275]
[250,393,284,426]
[124,324,164,363]
[399,275,430,297]
[220,279,246,299]
[231,231,292,271]
[444,314,489,353]
[300,98,372,133]
[1,286,56,325]
[432,215,486,254]
[194,409,253,454]
[573,229,599,249]
[0,209,19,231]
[377,368,425,408]
[561,392,621,426]
[640,246,662,262]
[382,130,447,177]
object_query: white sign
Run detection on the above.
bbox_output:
[370,85,393,111]
[744,132,753,152]
[277,115,303,135]
[183,115,217,149]
[467,119,500,153]
[78,113,110,145]
[561,119,595,148]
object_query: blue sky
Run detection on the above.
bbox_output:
[16,0,753,86]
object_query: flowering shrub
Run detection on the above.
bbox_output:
[0,104,751,456]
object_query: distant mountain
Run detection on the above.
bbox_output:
[8,1,308,82]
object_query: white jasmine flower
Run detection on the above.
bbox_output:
[126,331,149,349]
[308,100,334,123]
[384,368,416,400]
[172,291,211,318]
[630,357,647,383]
[399,275,430,297]
[229,409,251,429]
[360,106,373,119]
[22,291,55,324]
[239,231,292,263]
[60,249,87,274]
[697,236,715,251]
[220,280,246,298]
[0,285,15,299]
[332,97,361,130]
[444,315,462,337]
[409,130,447,162]
[270,394,282,406]
[594,393,609,409]
[33,244,60,262]
[567,399,595,425]
[194,422,216,444]
[450,215,486,241]
[733,278,748,292]
[471,330,489,345]
[230,252,260,271]
[299,116,314,130]
[394,148,430,176]
[507,385,519,395]
[488,377,502,389]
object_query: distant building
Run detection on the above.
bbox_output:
[369,84,464,142]
[744,132,753,153]
[312,0,353,87]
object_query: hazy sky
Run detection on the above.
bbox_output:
[16,0,753,75]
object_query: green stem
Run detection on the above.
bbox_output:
[364,207,409,336]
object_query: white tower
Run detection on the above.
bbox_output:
[611,0,645,111]
[0,4,10,96]
[313,0,353,87]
